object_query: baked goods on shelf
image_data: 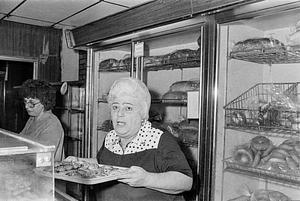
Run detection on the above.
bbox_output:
[225,82,300,135]
[162,91,187,101]
[161,80,199,103]
[118,54,131,69]
[233,144,254,166]
[232,136,300,170]
[227,189,291,201]
[169,80,200,92]
[99,58,119,70]
[232,38,286,52]
[144,56,165,67]
[165,49,198,62]
[160,119,198,147]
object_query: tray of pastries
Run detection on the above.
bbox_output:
[34,157,128,185]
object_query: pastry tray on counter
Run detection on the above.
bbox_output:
[225,158,300,186]
[35,164,128,185]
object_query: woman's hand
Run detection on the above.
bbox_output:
[117,166,193,194]
[117,166,149,187]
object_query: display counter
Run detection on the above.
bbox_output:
[0,128,55,201]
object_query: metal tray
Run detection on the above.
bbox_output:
[35,164,128,185]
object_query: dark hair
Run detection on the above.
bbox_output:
[21,79,56,111]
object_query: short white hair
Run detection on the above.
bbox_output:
[107,77,151,120]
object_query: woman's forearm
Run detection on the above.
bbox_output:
[144,171,193,194]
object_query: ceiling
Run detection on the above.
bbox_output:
[0,0,154,29]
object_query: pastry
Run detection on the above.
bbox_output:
[166,49,198,62]
[169,80,200,92]
[99,58,119,70]
[250,136,271,152]
[233,145,254,166]
[162,91,187,100]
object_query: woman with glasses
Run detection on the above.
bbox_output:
[20,79,64,161]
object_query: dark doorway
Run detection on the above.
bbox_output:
[0,60,34,132]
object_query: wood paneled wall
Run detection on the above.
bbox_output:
[71,0,260,47]
[0,20,62,82]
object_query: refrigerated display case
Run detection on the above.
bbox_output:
[53,81,85,158]
[0,128,55,201]
[213,1,300,200]
[82,16,210,201]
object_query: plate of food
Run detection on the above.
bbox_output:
[34,157,128,185]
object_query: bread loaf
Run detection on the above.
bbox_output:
[99,58,119,69]
[169,80,200,92]
[144,56,164,67]
[118,54,131,69]
[166,49,198,62]
[232,38,285,52]
[162,91,187,100]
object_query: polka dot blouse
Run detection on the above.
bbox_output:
[104,121,163,155]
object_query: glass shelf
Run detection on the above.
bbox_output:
[98,58,200,72]
[54,106,84,113]
[225,126,300,139]
[225,158,300,187]
[98,98,187,105]
[229,47,300,64]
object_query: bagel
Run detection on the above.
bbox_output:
[250,136,271,151]
[233,146,254,166]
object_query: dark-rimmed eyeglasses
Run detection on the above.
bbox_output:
[24,100,41,108]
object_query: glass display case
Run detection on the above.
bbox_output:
[88,18,206,201]
[214,1,300,201]
[0,128,55,201]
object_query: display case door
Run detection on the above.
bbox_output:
[213,1,300,201]
[85,16,215,201]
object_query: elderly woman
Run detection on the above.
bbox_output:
[96,77,193,201]
[20,79,64,161]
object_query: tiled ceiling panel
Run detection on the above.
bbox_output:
[107,0,153,7]
[9,0,99,27]
[0,0,154,28]
[4,15,54,27]
[0,0,24,13]
[63,1,127,28]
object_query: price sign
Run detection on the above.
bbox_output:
[36,152,52,167]
[134,42,144,57]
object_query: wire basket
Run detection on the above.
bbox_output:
[224,82,300,135]
[229,47,300,64]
